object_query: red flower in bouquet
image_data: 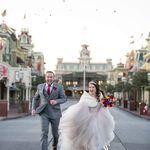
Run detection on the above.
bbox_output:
[100,95,116,107]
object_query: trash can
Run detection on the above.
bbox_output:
[0,100,8,117]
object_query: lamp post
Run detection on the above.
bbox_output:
[141,86,144,102]
[66,81,71,96]
[73,81,77,98]
[122,76,127,92]
[147,73,150,108]
[83,62,86,91]
[122,77,128,108]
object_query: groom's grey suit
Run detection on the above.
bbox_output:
[32,82,67,150]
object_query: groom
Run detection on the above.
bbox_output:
[32,71,67,150]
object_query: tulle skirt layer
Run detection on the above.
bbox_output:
[58,101,115,150]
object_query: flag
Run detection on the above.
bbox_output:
[140,33,143,38]
[130,40,134,44]
[1,9,6,17]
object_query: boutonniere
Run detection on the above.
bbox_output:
[53,85,57,91]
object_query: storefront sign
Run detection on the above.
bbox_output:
[0,65,8,80]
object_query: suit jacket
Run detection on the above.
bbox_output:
[32,82,67,119]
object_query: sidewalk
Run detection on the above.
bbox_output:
[1,99,150,121]
[117,105,150,120]
[0,111,30,121]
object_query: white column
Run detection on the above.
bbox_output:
[26,86,28,101]
[0,52,2,62]
[28,87,31,110]
[0,83,1,99]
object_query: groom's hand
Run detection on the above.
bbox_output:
[49,100,57,105]
[32,110,36,116]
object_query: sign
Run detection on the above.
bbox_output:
[0,65,8,80]
[15,71,24,82]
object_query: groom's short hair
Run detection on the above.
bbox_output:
[45,71,55,76]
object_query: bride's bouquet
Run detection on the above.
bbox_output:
[100,94,116,107]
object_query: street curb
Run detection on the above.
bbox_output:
[0,102,73,121]
[0,105,69,121]
[116,106,150,121]
[0,113,31,121]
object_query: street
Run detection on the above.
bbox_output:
[111,107,150,150]
[0,99,150,150]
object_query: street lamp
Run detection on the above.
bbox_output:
[141,86,144,102]
[147,73,150,82]
[122,76,127,98]
[147,73,150,108]
[83,62,86,91]
[73,81,78,97]
[122,76,128,108]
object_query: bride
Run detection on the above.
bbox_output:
[58,81,115,150]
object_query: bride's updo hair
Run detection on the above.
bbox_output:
[89,80,105,100]
[89,81,100,99]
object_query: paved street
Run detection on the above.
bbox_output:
[111,107,150,150]
[0,99,150,150]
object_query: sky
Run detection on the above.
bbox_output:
[1,0,150,71]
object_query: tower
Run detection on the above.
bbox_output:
[78,44,91,66]
[146,32,150,50]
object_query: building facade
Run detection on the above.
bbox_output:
[0,22,45,113]
[55,44,113,97]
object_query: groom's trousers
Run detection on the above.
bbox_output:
[40,114,60,150]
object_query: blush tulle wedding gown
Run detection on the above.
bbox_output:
[58,91,115,150]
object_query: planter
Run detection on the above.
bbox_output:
[129,101,136,111]
[0,100,8,117]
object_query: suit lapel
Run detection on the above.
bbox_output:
[49,83,57,97]
[42,83,49,97]
[41,82,58,99]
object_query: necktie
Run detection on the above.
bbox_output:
[47,84,50,95]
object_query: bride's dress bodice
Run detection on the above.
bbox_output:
[79,91,99,107]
